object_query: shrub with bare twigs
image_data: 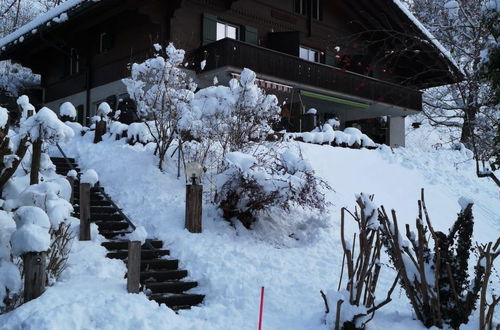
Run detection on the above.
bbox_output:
[377,189,497,329]
[321,194,399,330]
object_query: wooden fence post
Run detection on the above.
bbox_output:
[30,138,42,185]
[79,182,91,241]
[185,183,202,233]
[66,175,75,205]
[94,119,106,143]
[23,251,47,302]
[127,241,141,294]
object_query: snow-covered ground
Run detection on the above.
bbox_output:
[1,121,499,329]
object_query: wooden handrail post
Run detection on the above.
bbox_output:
[79,182,91,241]
[66,175,75,205]
[23,251,47,302]
[127,241,141,294]
[185,182,202,233]
[94,119,107,143]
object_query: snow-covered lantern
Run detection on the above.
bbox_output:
[185,162,204,185]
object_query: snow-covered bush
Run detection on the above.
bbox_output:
[0,60,40,97]
[123,43,195,170]
[215,148,330,228]
[378,190,489,329]
[188,68,280,164]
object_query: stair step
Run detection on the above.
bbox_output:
[102,240,164,250]
[149,293,204,308]
[141,269,188,282]
[51,157,76,163]
[99,230,133,239]
[145,281,198,294]
[139,259,179,271]
[95,221,130,231]
[106,249,169,260]
[91,214,124,221]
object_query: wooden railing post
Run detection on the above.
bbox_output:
[185,182,202,233]
[79,182,91,241]
[23,251,46,302]
[127,241,141,293]
[94,119,106,143]
[66,175,75,205]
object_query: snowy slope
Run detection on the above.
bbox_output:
[1,130,498,329]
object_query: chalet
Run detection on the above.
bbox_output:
[0,0,460,147]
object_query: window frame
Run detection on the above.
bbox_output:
[299,45,321,63]
[216,20,240,41]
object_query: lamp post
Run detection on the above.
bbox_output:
[185,162,203,233]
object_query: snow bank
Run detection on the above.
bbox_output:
[225,152,256,172]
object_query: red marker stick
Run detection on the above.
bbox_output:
[258,287,265,330]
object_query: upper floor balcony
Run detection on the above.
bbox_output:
[193,38,422,112]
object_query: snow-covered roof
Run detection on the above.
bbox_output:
[0,0,100,52]
[391,0,460,70]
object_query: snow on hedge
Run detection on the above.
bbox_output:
[60,102,77,120]
[287,126,376,148]
[20,107,74,143]
[17,95,35,119]
[0,260,21,309]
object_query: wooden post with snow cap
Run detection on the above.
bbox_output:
[93,119,107,143]
[185,162,203,233]
[23,251,47,302]
[127,241,141,293]
[79,169,98,241]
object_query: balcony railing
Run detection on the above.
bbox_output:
[193,38,422,112]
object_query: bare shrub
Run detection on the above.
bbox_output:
[378,189,495,329]
[46,222,73,285]
[322,194,399,330]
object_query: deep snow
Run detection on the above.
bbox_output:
[1,125,498,329]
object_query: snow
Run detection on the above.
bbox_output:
[81,169,98,186]
[287,127,376,148]
[200,60,207,70]
[20,107,75,143]
[0,260,21,308]
[444,1,460,18]
[16,95,35,119]
[97,102,112,117]
[392,0,460,70]
[225,152,256,172]
[0,211,16,260]
[126,226,148,244]
[67,169,78,179]
[307,108,317,115]
[10,224,51,256]
[458,196,474,211]
[0,0,100,50]
[59,102,77,120]
[13,206,50,230]
[0,107,7,129]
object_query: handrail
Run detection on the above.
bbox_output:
[55,143,137,231]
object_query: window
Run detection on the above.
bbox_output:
[300,46,320,63]
[294,0,321,20]
[69,48,79,75]
[216,21,239,41]
[99,32,113,53]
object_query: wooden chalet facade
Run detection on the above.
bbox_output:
[0,0,460,147]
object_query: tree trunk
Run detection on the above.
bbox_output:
[460,106,477,149]
[0,136,30,192]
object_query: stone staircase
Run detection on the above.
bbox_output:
[52,156,204,310]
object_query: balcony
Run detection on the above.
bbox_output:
[194,38,422,112]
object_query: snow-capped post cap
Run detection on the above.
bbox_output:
[81,169,99,187]
[97,102,112,118]
[458,197,474,211]
[59,102,77,120]
[67,169,78,179]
